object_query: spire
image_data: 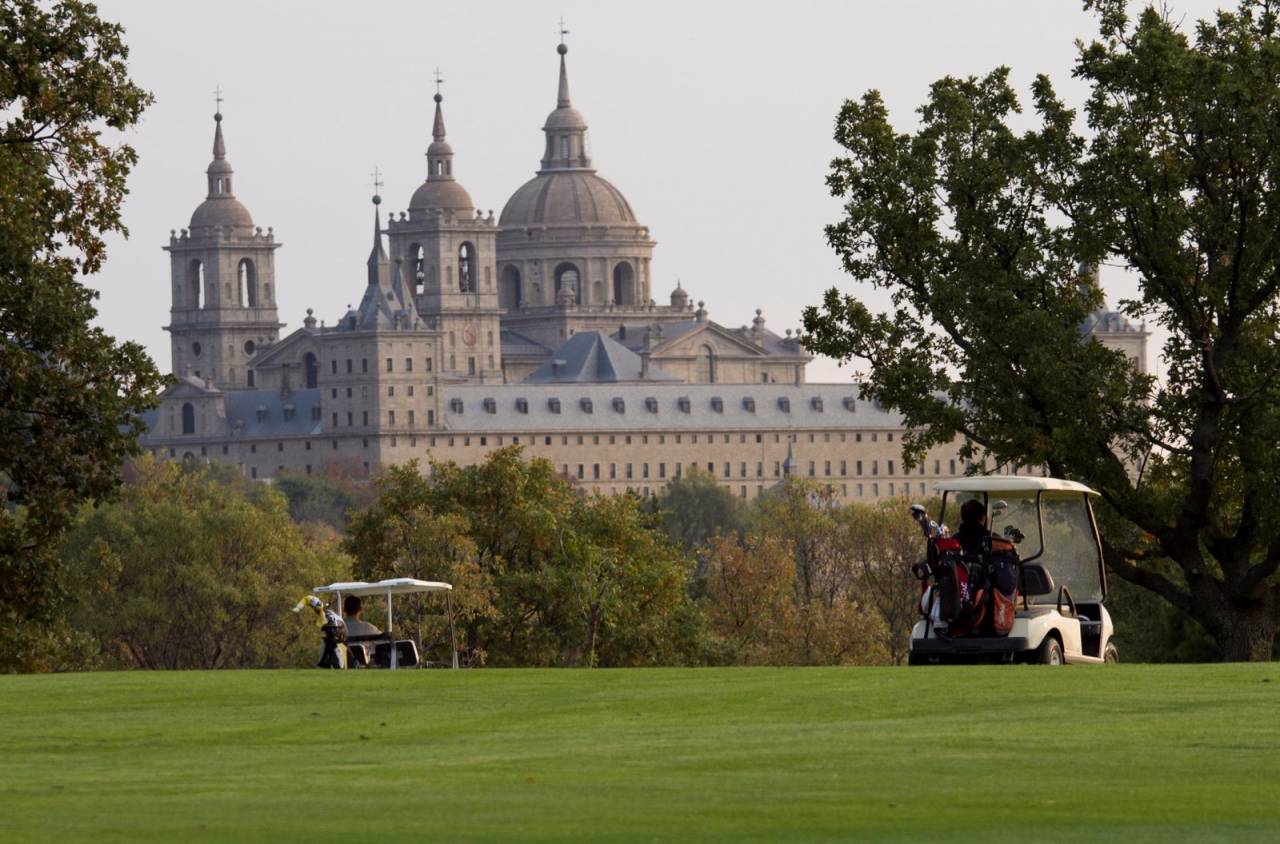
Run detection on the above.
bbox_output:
[540,40,592,172]
[426,69,455,182]
[205,110,236,199]
[367,193,387,285]
[557,42,572,107]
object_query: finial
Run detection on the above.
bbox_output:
[213,84,223,121]
[433,67,444,103]
[558,16,569,50]
[370,165,383,204]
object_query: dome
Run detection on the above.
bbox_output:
[408,178,475,214]
[190,196,253,229]
[500,170,637,227]
[543,106,588,132]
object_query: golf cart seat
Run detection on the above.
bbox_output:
[1020,564,1055,597]
[347,644,370,667]
[374,640,420,669]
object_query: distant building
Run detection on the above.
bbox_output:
[141,42,1144,498]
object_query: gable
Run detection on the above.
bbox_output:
[651,322,766,359]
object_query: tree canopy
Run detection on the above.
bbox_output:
[1,1,165,669]
[803,0,1280,660]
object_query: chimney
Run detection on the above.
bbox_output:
[640,351,650,380]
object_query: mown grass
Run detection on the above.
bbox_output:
[2,665,1279,842]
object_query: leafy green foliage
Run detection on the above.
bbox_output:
[0,1,165,670]
[804,0,1280,659]
[58,458,350,669]
[344,448,701,667]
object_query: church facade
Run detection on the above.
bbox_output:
[141,43,1147,499]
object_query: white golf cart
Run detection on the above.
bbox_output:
[313,578,459,669]
[908,478,1118,665]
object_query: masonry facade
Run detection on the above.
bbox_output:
[140,42,1148,498]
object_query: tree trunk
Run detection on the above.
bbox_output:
[1217,598,1277,662]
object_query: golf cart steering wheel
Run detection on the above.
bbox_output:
[1057,584,1077,618]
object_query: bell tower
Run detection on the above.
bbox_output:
[164,106,283,389]
[386,78,503,383]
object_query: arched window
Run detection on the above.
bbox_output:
[188,260,204,308]
[500,265,522,309]
[554,262,582,304]
[560,136,570,160]
[458,242,476,293]
[695,345,716,383]
[181,402,196,435]
[303,352,319,389]
[613,262,635,306]
[238,258,257,307]
[408,243,425,295]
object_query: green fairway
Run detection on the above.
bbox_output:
[2,666,1279,842]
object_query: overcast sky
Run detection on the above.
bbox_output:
[90,0,1228,383]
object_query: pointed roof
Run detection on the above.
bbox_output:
[409,88,475,214]
[524,331,680,384]
[190,110,253,229]
[351,196,419,331]
[541,43,591,169]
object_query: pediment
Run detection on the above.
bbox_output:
[652,321,766,358]
[251,328,320,369]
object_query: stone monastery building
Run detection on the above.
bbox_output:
[141,43,1147,500]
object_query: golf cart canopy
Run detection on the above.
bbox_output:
[313,578,453,597]
[935,478,1098,496]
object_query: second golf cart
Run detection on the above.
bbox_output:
[908,477,1118,665]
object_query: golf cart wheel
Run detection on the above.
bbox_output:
[1103,642,1119,663]
[1034,636,1064,665]
[908,651,929,666]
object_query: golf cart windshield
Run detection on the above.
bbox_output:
[939,486,1105,604]
[1037,493,1104,603]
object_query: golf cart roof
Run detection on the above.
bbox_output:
[313,578,453,597]
[935,477,1098,496]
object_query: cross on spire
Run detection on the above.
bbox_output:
[213,84,223,115]
[433,67,445,96]
[558,16,569,44]
[369,165,383,197]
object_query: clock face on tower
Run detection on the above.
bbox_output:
[462,324,477,348]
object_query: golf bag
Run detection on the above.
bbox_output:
[318,610,347,669]
[914,536,1020,637]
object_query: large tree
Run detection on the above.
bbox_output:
[803,0,1280,660]
[1,1,164,669]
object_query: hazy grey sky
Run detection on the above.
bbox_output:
[90,0,1227,382]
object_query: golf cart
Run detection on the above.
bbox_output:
[908,477,1118,665]
[312,578,458,669]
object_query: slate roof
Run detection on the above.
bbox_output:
[440,383,893,433]
[500,327,553,357]
[524,330,679,383]
[142,388,324,441]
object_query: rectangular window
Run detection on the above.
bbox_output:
[626,464,633,479]
[872,460,879,476]
[331,388,337,399]
[740,462,747,478]
[593,464,601,480]
[426,357,433,372]
[610,464,617,480]
[346,359,352,374]
[389,410,396,425]
[331,360,338,375]
[840,460,847,475]
[757,462,763,478]
[388,386,395,397]
[408,410,415,426]
[808,461,815,477]
[332,412,338,426]
[427,410,435,425]
[950,459,957,475]
[888,460,895,475]
[386,358,393,373]
[362,411,369,425]
[824,461,831,477]
[658,463,666,479]
[362,359,368,373]
[277,442,284,453]
[347,412,353,425]
[405,357,413,372]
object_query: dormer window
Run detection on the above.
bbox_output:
[645,397,658,413]
[515,398,529,414]
[612,397,625,414]
[778,397,791,413]
[580,398,593,414]
[483,398,497,414]
[548,398,561,414]
[677,397,691,414]
[843,396,856,412]
[710,397,724,413]
[450,398,464,414]
[811,397,824,412]
[743,397,756,413]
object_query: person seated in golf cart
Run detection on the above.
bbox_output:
[955,498,990,556]
[343,595,382,637]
